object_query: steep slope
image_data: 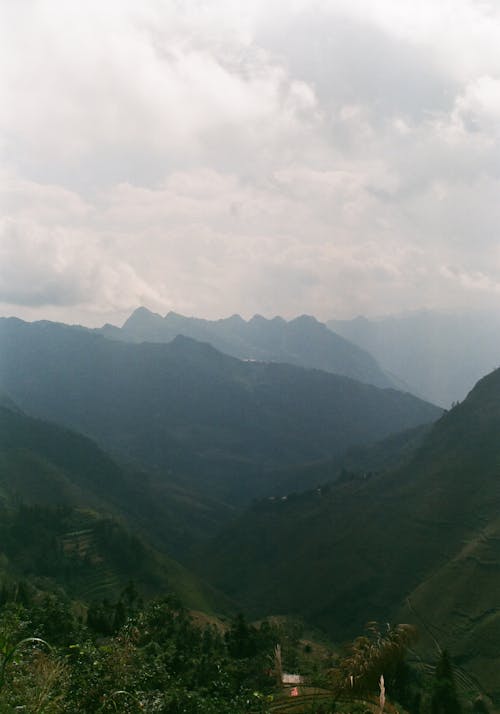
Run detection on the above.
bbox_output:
[0,318,441,504]
[99,307,396,389]
[0,403,228,611]
[197,366,500,703]
[260,422,430,496]
[0,504,223,612]
[328,310,500,406]
[0,402,233,555]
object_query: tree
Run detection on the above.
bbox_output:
[225,613,258,659]
[336,622,417,696]
[430,650,462,714]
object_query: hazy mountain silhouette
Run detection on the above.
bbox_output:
[0,317,440,505]
[98,307,396,389]
[329,309,500,407]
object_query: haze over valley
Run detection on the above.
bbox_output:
[2,308,500,708]
[3,1,500,711]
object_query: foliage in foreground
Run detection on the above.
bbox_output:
[0,583,485,714]
[0,584,306,713]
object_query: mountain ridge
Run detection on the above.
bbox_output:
[99,306,397,389]
[0,316,441,505]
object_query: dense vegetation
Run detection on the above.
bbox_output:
[0,588,271,713]
[0,582,482,713]
[0,502,225,614]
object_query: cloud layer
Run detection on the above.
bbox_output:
[2,0,500,325]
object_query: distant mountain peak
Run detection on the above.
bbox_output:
[169,333,222,357]
[352,315,370,323]
[164,310,189,323]
[249,314,266,323]
[224,314,245,324]
[122,306,163,328]
[131,306,159,317]
[170,333,202,347]
[290,314,320,326]
[103,308,397,389]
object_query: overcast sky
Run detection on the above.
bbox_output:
[2,0,500,326]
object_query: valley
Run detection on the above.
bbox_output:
[0,310,498,711]
[5,2,498,709]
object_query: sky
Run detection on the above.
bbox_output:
[2,0,500,327]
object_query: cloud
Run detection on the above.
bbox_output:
[0,1,319,189]
[2,0,500,324]
[0,178,165,313]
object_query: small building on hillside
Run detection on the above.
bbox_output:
[273,644,305,690]
[282,673,304,685]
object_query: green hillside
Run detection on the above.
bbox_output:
[197,366,500,705]
[0,403,233,555]
[0,504,221,612]
[0,403,228,612]
[260,423,430,497]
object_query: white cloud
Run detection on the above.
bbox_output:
[2,0,500,324]
[0,0,320,188]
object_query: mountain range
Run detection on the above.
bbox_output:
[99,307,396,389]
[0,317,441,505]
[4,311,500,703]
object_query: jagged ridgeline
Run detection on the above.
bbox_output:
[197,365,500,706]
[0,318,441,505]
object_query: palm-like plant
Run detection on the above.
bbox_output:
[335,621,417,696]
